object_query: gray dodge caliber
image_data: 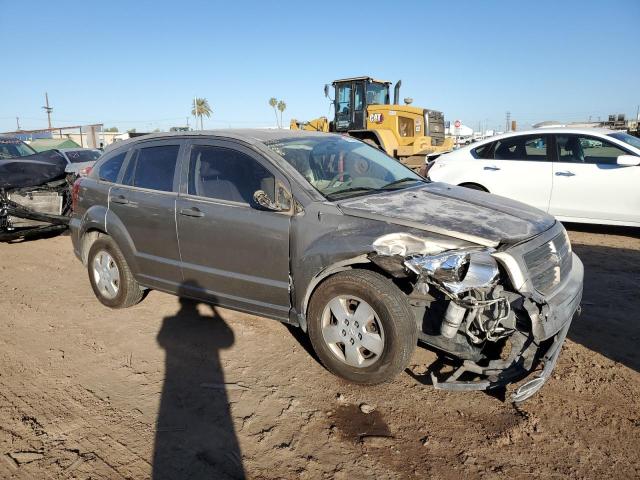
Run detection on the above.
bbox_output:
[70,130,583,402]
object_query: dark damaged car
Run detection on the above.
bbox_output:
[0,136,71,240]
[70,130,583,402]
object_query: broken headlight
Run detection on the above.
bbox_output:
[404,249,499,295]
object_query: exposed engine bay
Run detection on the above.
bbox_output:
[0,150,72,241]
[368,229,581,402]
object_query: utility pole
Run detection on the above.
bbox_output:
[186,116,190,130]
[505,111,511,133]
[42,92,53,128]
[16,117,20,130]
[193,96,198,131]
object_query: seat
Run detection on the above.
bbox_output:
[495,142,517,159]
[563,137,584,162]
[197,157,244,203]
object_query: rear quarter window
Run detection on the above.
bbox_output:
[471,143,492,159]
[96,151,127,182]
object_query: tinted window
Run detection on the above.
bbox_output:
[64,149,101,163]
[471,143,492,159]
[493,136,547,161]
[556,135,627,165]
[97,151,126,182]
[354,83,364,111]
[336,84,352,114]
[609,132,640,150]
[0,139,36,159]
[124,145,179,192]
[366,83,389,105]
[188,145,274,203]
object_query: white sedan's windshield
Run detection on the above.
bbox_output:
[609,132,640,150]
[265,136,424,200]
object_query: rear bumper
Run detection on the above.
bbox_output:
[69,217,83,261]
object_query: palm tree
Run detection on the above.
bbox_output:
[277,100,287,129]
[191,97,212,130]
[268,97,279,128]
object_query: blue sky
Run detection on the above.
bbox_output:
[1,0,638,133]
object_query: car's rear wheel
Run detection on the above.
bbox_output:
[307,270,418,384]
[87,237,144,308]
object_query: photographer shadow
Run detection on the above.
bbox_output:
[153,281,245,479]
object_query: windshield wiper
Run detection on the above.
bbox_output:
[380,177,424,190]
[325,186,377,200]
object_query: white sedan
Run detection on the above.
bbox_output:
[427,128,640,227]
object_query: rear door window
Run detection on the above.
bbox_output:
[188,145,275,204]
[492,136,548,161]
[97,151,127,182]
[123,144,180,192]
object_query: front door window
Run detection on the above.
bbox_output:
[188,145,275,204]
[556,135,627,165]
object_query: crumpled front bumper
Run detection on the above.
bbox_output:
[431,253,583,402]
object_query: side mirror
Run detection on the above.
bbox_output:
[324,84,330,98]
[253,190,283,211]
[617,154,640,167]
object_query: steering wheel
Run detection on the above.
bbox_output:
[326,172,352,190]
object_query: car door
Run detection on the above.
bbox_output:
[472,134,553,212]
[108,140,184,291]
[175,138,292,320]
[334,82,353,131]
[549,134,639,223]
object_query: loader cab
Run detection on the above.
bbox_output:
[330,77,391,132]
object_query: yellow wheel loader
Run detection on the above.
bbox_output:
[290,76,454,169]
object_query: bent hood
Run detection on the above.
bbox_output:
[0,150,68,189]
[337,182,556,247]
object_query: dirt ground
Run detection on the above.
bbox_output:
[0,225,639,479]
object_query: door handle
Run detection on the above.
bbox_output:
[484,165,500,171]
[179,207,205,218]
[111,195,129,205]
[555,171,575,177]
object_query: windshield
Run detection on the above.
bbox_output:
[64,149,102,163]
[0,138,36,159]
[608,132,640,150]
[366,83,389,105]
[265,136,424,200]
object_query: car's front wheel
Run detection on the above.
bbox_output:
[87,236,144,308]
[307,270,418,384]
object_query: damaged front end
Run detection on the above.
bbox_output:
[0,183,71,241]
[0,151,72,241]
[370,225,583,403]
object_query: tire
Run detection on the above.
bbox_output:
[87,236,144,309]
[307,270,418,384]
[459,182,488,192]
